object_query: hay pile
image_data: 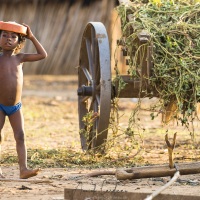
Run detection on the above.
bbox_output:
[116,0,200,126]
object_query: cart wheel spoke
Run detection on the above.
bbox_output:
[81,66,93,84]
[95,94,100,105]
[80,96,90,103]
[85,38,94,78]
[93,99,99,113]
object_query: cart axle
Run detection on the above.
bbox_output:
[77,85,93,96]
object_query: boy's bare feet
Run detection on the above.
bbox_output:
[20,168,40,179]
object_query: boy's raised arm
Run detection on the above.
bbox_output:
[20,23,47,62]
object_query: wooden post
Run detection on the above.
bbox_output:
[165,133,177,168]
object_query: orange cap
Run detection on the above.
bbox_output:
[0,21,27,35]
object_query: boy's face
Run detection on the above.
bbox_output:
[0,30,19,51]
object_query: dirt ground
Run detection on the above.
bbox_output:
[0,75,200,200]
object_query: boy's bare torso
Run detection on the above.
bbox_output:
[0,54,23,106]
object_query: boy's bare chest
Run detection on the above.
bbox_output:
[0,56,22,72]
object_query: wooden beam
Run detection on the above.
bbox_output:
[86,162,200,180]
[116,162,200,180]
[64,188,200,200]
[0,178,52,183]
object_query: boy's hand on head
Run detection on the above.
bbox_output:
[22,23,34,39]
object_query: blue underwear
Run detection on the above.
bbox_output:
[0,102,22,116]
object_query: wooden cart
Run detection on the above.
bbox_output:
[76,0,200,186]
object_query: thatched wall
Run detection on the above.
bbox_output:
[0,0,117,74]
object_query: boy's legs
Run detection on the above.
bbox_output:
[8,109,39,179]
[0,111,6,178]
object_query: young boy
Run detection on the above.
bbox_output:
[0,22,47,179]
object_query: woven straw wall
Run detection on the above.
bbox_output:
[0,0,117,74]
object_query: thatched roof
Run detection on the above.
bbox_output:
[0,0,118,74]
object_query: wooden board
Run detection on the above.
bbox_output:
[64,188,200,200]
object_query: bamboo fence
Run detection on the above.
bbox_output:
[0,0,117,74]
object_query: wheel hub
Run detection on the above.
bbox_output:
[77,85,93,96]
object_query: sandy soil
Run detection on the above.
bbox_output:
[0,75,200,200]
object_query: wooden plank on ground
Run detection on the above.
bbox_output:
[64,188,200,200]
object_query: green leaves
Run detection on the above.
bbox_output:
[117,0,200,125]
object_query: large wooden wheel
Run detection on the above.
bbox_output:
[77,22,111,151]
